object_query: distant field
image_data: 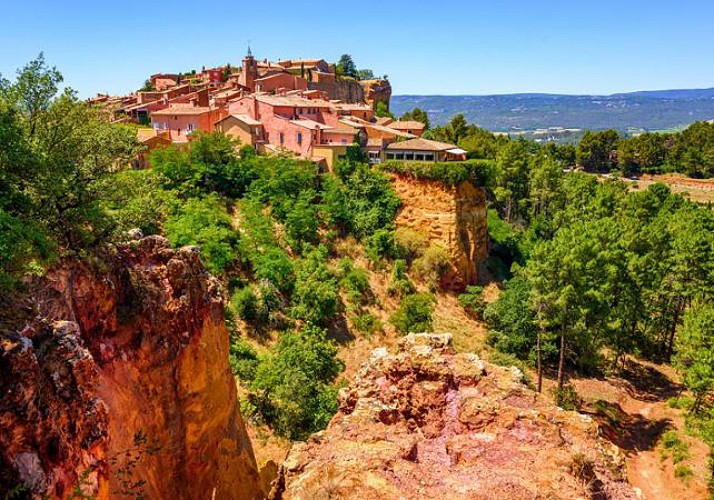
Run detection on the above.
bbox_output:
[392,88,714,132]
[612,174,714,204]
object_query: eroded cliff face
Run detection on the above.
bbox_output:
[393,175,489,290]
[270,334,638,500]
[0,236,263,499]
[360,79,392,110]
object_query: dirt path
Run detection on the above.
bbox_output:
[572,360,711,500]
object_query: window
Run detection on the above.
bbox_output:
[386,153,396,160]
[297,132,302,145]
[341,139,347,145]
[187,123,196,131]
[279,132,284,145]
[415,154,424,161]
[405,152,414,161]
[424,153,434,161]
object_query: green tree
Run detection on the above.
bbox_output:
[576,130,619,172]
[290,245,340,326]
[164,196,239,274]
[250,325,344,439]
[401,107,431,130]
[390,292,436,334]
[676,305,714,412]
[337,54,358,79]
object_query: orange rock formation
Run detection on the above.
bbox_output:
[0,235,263,499]
[393,175,489,290]
[270,333,638,500]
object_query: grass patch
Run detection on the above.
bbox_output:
[660,430,691,465]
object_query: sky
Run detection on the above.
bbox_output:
[2,0,714,98]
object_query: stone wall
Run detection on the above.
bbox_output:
[392,174,488,290]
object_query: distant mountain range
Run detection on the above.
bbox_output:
[391,88,714,132]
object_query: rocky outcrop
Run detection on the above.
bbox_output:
[308,79,365,103]
[360,79,391,110]
[271,334,637,500]
[0,236,263,499]
[393,175,489,290]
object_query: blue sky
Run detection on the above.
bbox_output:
[2,0,713,98]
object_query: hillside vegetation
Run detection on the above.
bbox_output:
[2,57,714,496]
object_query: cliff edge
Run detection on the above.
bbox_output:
[270,333,638,500]
[0,235,263,499]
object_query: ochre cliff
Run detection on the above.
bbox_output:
[270,334,637,500]
[360,79,392,110]
[306,78,391,108]
[0,235,263,499]
[393,175,489,290]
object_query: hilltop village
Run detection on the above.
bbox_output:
[91,51,467,169]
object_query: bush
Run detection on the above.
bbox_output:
[249,326,344,440]
[394,227,428,262]
[351,312,382,336]
[366,228,399,264]
[412,245,450,289]
[229,335,259,382]
[230,286,260,323]
[660,430,690,464]
[387,259,415,297]
[553,384,581,411]
[390,292,436,334]
[290,246,340,326]
[164,196,238,274]
[379,159,494,187]
[340,265,372,305]
[458,285,485,319]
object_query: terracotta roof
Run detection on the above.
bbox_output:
[255,94,332,108]
[332,103,373,112]
[388,120,426,131]
[291,119,333,130]
[123,100,161,112]
[151,106,213,116]
[215,113,262,126]
[376,117,393,126]
[385,138,459,152]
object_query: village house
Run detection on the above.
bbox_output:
[134,128,171,168]
[150,105,225,143]
[384,138,468,162]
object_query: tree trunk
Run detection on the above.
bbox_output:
[665,298,684,362]
[536,328,543,393]
[557,331,566,391]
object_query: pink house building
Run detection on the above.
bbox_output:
[151,105,225,143]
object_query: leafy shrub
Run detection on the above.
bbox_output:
[458,285,485,319]
[674,464,693,481]
[387,259,415,297]
[412,245,450,289]
[366,228,399,264]
[284,189,319,253]
[379,159,495,187]
[164,196,238,274]
[390,292,436,334]
[229,335,259,382]
[553,384,581,411]
[290,246,340,326]
[394,227,428,262]
[351,312,382,336]
[249,326,344,440]
[230,286,260,323]
[484,277,552,362]
[660,430,690,464]
[340,265,372,305]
